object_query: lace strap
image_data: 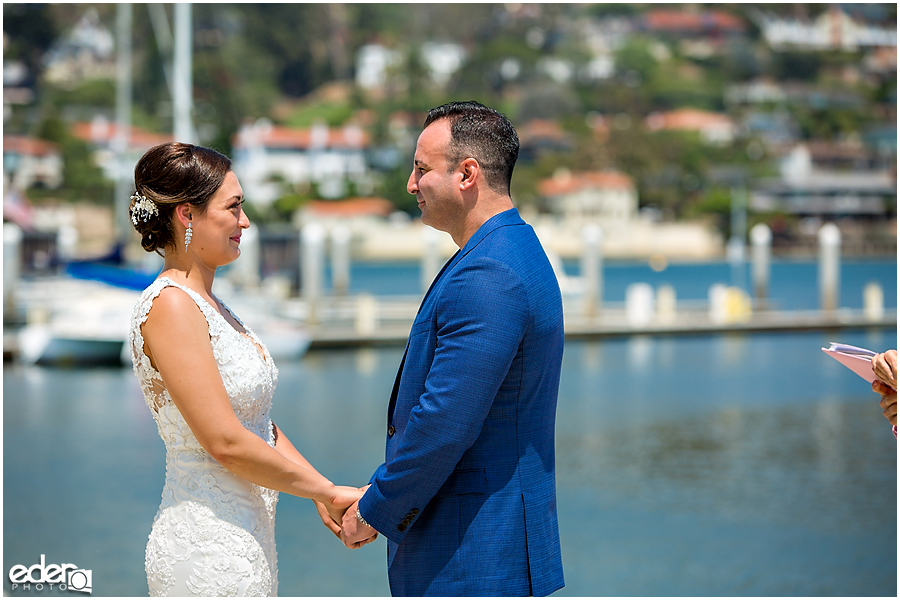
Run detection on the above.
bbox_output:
[131,278,230,366]
[136,277,224,330]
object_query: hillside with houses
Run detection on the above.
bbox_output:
[3,4,896,267]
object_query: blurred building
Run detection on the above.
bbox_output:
[356,41,466,93]
[640,8,747,38]
[862,46,898,77]
[231,120,372,205]
[2,136,63,190]
[751,144,896,218]
[420,42,466,88]
[645,108,736,146]
[538,169,637,224]
[725,79,787,106]
[638,7,747,60]
[754,5,896,51]
[355,44,401,91]
[299,197,394,223]
[517,119,575,162]
[70,118,173,181]
[42,7,115,86]
[739,110,801,149]
[3,46,34,121]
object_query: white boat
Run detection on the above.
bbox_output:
[19,325,128,366]
[15,276,311,366]
[16,279,137,366]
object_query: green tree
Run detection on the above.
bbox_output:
[3,4,58,82]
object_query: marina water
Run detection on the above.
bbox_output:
[3,259,896,596]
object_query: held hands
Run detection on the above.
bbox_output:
[313,485,367,540]
[313,500,341,539]
[340,484,379,549]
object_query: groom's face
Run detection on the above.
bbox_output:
[407,119,465,235]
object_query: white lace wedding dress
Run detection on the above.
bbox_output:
[130,278,280,596]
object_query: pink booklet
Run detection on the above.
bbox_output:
[821,342,877,383]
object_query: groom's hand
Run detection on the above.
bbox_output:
[341,498,378,549]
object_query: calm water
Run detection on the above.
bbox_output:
[3,260,898,596]
[307,257,898,311]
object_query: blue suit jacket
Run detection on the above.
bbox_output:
[358,208,565,596]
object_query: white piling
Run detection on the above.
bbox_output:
[709,283,728,324]
[818,223,841,312]
[4,223,22,315]
[331,225,351,296]
[750,223,771,303]
[728,186,748,290]
[57,225,78,262]
[301,222,326,322]
[863,282,884,322]
[421,226,441,293]
[356,293,378,335]
[656,284,677,324]
[581,224,603,317]
[625,283,654,327]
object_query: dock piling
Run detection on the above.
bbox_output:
[581,224,603,318]
[750,223,771,303]
[302,223,326,322]
[818,223,841,312]
[331,225,351,296]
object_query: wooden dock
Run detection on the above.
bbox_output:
[4,290,895,358]
[305,303,897,349]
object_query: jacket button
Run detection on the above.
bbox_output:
[388,425,395,437]
[411,508,419,515]
[397,524,406,532]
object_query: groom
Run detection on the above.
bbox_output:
[340,101,565,596]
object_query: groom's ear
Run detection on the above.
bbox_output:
[458,158,479,191]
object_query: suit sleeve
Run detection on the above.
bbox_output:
[359,256,529,544]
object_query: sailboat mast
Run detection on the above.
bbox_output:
[114,3,132,246]
[173,3,194,144]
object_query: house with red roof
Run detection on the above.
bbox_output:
[70,118,174,182]
[538,169,637,224]
[231,120,372,205]
[644,108,736,146]
[302,197,394,220]
[640,8,746,39]
[3,135,63,190]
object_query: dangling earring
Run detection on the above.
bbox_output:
[184,222,193,250]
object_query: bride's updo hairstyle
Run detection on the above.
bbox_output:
[130,142,232,254]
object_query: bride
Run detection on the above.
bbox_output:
[128,142,370,596]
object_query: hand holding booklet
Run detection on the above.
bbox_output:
[821,342,877,383]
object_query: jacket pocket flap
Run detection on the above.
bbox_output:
[409,319,432,337]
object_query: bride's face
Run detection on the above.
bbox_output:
[189,171,250,267]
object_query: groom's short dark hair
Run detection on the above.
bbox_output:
[423,101,519,196]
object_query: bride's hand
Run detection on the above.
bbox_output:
[324,485,366,528]
[313,500,342,539]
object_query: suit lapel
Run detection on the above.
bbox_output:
[386,208,524,425]
[386,248,458,425]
